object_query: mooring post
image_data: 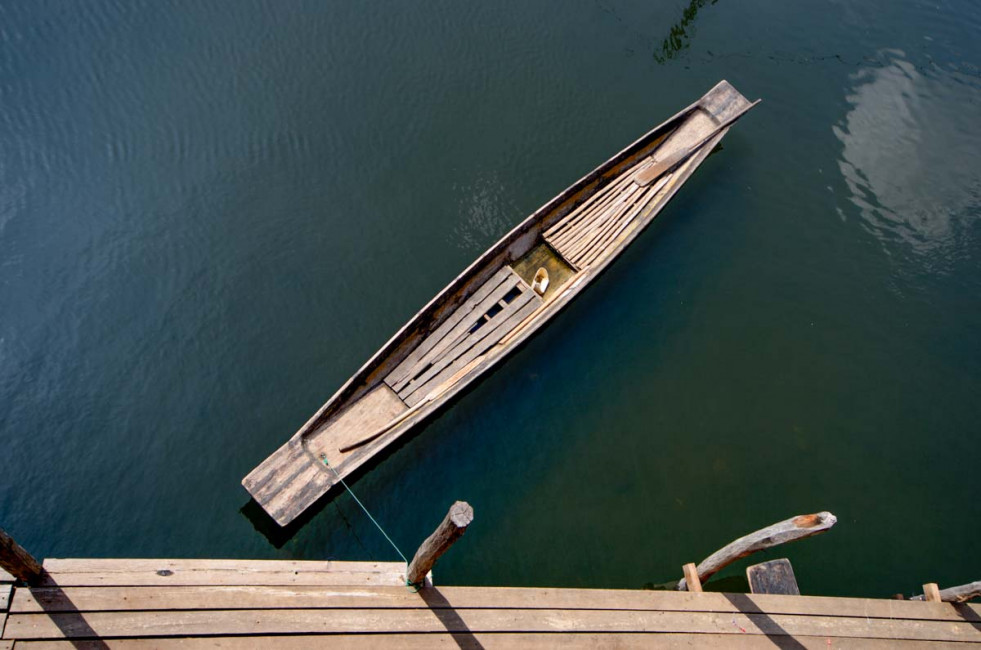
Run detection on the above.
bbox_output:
[0,526,43,585]
[407,501,473,587]
[682,563,703,593]
[922,583,941,603]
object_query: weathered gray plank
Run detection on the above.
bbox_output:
[747,559,800,596]
[5,607,980,641]
[399,289,534,402]
[10,584,979,622]
[386,267,514,389]
[392,273,524,395]
[9,634,972,650]
[403,294,542,406]
[34,567,407,588]
[634,98,759,187]
[41,559,399,574]
[0,568,13,584]
[0,584,10,611]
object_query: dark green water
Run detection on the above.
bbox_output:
[2,0,979,598]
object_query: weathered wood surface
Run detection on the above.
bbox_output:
[10,635,974,650]
[407,502,473,586]
[0,568,13,584]
[34,559,408,588]
[0,528,42,586]
[6,606,980,641]
[678,512,837,590]
[682,563,702,593]
[5,557,980,648]
[747,559,800,596]
[924,583,942,603]
[0,584,9,610]
[243,80,758,528]
[912,580,981,603]
[634,99,760,186]
[8,585,979,621]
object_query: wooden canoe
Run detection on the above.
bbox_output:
[244,80,758,526]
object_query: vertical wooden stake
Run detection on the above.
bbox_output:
[407,501,473,587]
[683,563,703,593]
[922,583,941,603]
[0,526,43,585]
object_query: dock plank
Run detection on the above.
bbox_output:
[0,569,13,584]
[1,585,10,611]
[10,634,973,650]
[41,559,401,574]
[34,560,408,588]
[5,607,980,641]
[7,585,978,622]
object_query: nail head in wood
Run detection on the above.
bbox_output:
[922,583,941,603]
[407,501,473,587]
[0,526,43,585]
[682,563,703,593]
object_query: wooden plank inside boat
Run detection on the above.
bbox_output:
[387,268,544,407]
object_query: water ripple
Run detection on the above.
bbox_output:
[834,49,981,274]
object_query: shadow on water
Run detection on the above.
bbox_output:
[654,0,719,63]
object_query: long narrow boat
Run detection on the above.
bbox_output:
[245,81,758,526]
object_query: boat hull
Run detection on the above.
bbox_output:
[244,80,757,526]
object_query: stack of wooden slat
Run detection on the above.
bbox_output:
[544,161,673,269]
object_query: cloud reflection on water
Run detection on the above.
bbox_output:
[833,49,981,274]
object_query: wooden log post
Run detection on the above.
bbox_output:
[922,583,941,603]
[677,511,837,591]
[0,526,43,585]
[682,563,703,593]
[911,580,981,603]
[406,501,473,587]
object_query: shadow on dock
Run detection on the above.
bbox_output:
[32,572,110,650]
[955,602,981,633]
[419,587,485,650]
[723,592,807,650]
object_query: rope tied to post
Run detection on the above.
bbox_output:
[319,455,409,575]
[320,455,473,590]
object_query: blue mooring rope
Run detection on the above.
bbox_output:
[319,455,417,588]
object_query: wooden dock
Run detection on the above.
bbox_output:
[2,559,979,648]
